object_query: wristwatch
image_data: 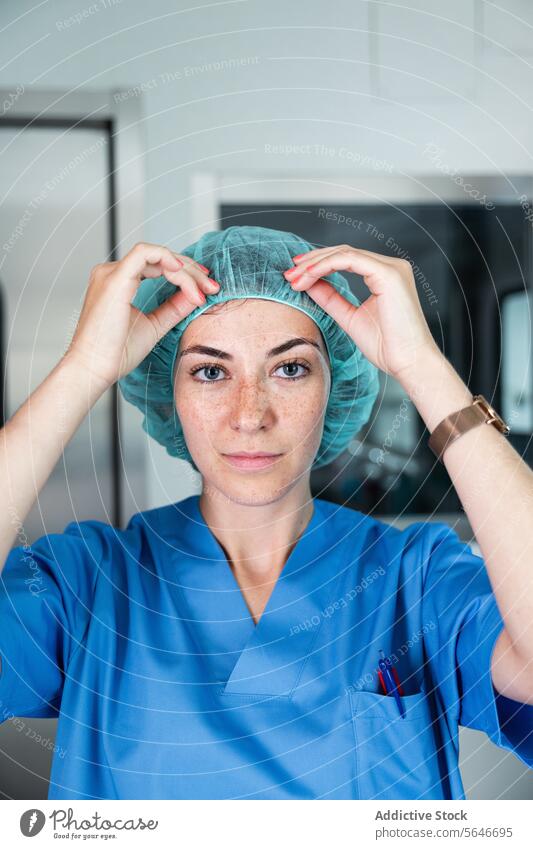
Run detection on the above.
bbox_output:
[428,394,511,462]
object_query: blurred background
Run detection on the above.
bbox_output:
[0,0,532,800]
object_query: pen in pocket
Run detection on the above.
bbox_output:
[377,649,406,719]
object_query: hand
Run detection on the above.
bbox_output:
[283,243,441,381]
[64,241,220,390]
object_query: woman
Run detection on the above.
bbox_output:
[0,225,532,801]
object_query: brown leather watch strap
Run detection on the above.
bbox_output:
[428,394,510,461]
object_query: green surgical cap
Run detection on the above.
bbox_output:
[118,225,380,471]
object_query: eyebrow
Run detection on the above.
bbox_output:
[178,336,322,360]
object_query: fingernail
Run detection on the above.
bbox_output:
[283,268,298,278]
[198,263,209,273]
[292,254,303,260]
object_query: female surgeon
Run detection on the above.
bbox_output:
[0,225,532,801]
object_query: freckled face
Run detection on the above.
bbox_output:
[173,299,332,505]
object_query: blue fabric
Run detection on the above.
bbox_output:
[0,496,531,800]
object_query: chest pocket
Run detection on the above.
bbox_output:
[348,684,444,800]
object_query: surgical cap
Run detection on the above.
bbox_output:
[118,225,380,471]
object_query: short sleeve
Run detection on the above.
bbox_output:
[0,520,108,720]
[419,521,533,769]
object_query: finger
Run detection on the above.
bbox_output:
[177,261,221,297]
[303,280,358,338]
[120,243,184,293]
[120,244,219,307]
[140,255,183,280]
[289,246,331,264]
[159,267,207,307]
[284,247,339,278]
[173,254,212,275]
[110,254,183,285]
[183,257,209,275]
[145,289,199,340]
[168,254,221,295]
[345,247,410,270]
[286,275,334,294]
[163,262,220,305]
[287,248,390,295]
[289,246,405,273]
[156,248,218,286]
[124,243,212,284]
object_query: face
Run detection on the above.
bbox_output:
[173,298,332,506]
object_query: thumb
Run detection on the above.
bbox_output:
[305,280,358,338]
[145,289,199,341]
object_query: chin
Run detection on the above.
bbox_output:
[200,463,308,508]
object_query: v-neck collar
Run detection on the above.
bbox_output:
[191,493,321,627]
[163,494,348,697]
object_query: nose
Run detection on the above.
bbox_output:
[229,378,275,433]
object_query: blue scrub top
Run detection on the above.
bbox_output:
[0,494,532,800]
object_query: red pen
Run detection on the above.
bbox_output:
[377,666,404,696]
[377,650,406,718]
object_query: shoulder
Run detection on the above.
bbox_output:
[56,516,140,563]
[123,500,186,538]
[318,496,452,545]
[39,511,155,573]
[318,498,463,571]
[119,498,194,560]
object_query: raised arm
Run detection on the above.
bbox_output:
[0,241,218,572]
[0,357,107,570]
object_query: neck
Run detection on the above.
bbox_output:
[198,480,314,582]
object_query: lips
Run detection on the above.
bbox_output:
[225,452,280,458]
[222,452,283,470]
